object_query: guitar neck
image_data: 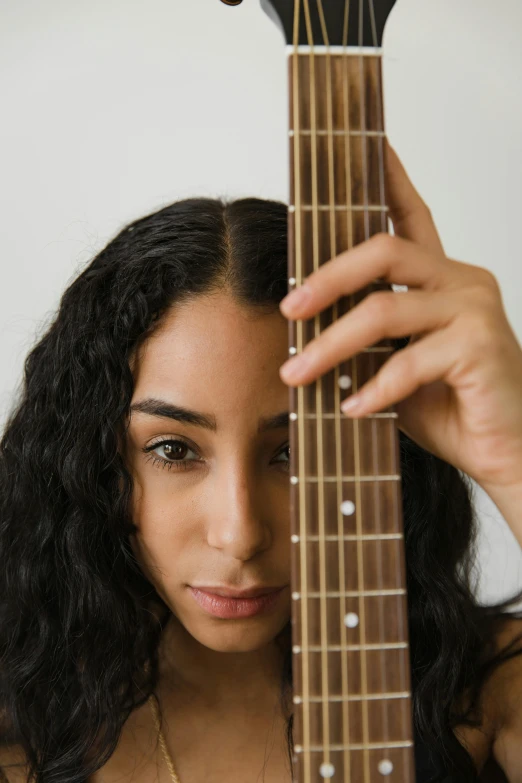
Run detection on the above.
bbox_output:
[287,47,415,783]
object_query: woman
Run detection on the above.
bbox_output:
[1,142,522,783]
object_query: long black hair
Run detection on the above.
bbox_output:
[0,197,521,782]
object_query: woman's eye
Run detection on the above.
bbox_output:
[272,443,290,467]
[143,439,200,471]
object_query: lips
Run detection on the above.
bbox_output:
[189,586,287,619]
[191,585,285,599]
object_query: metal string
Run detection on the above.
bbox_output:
[367,0,393,771]
[291,3,312,782]
[319,0,353,783]
[352,3,372,779]
[303,0,331,775]
[369,0,410,775]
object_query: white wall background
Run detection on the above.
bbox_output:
[1,0,521,604]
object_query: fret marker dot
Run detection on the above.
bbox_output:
[341,500,356,516]
[292,592,300,601]
[345,612,359,628]
[338,374,352,390]
[289,277,297,286]
[378,759,394,776]
[320,762,335,778]
[291,534,299,543]
[295,745,303,754]
[290,412,297,421]
[293,695,302,704]
[290,476,299,485]
[292,645,301,653]
[289,346,297,355]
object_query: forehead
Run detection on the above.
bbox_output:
[131,290,290,417]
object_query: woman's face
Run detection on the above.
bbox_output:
[126,289,292,654]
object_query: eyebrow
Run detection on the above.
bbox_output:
[129,398,289,434]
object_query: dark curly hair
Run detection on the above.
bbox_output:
[0,197,521,782]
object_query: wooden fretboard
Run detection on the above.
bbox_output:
[287,47,415,783]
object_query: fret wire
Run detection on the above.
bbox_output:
[295,692,411,702]
[289,130,387,136]
[294,741,413,752]
[301,534,404,541]
[294,643,408,652]
[285,45,383,55]
[300,412,398,419]
[288,205,389,211]
[302,475,401,482]
[294,590,406,597]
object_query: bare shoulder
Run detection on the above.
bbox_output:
[483,615,522,782]
[0,746,30,783]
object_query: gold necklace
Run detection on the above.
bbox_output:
[148,693,182,783]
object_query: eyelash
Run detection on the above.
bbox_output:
[142,438,290,472]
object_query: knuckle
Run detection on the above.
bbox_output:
[364,290,397,321]
[371,232,397,255]
[460,310,498,352]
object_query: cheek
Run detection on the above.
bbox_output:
[129,470,198,589]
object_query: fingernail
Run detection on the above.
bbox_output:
[341,394,362,415]
[280,353,311,382]
[280,283,313,315]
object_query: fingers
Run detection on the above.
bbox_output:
[279,288,457,387]
[280,233,451,322]
[339,326,455,417]
[385,141,445,256]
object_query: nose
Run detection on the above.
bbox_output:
[206,462,271,561]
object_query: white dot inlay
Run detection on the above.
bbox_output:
[378,759,394,776]
[338,374,352,390]
[291,534,299,543]
[345,612,359,628]
[292,645,301,653]
[290,412,298,421]
[289,277,297,286]
[320,762,335,778]
[293,695,302,704]
[289,346,297,355]
[295,745,303,754]
[340,500,356,516]
[292,592,300,601]
[290,476,299,485]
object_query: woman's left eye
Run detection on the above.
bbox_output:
[143,439,200,471]
[272,443,290,468]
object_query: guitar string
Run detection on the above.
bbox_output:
[340,2,355,779]
[316,0,355,779]
[354,2,372,780]
[367,0,393,772]
[303,0,331,775]
[291,2,312,781]
[369,0,412,775]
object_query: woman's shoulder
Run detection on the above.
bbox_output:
[485,614,522,778]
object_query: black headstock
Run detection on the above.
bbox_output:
[259,0,397,47]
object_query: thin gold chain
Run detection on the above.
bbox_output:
[148,693,182,783]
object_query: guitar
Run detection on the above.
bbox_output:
[222,2,414,781]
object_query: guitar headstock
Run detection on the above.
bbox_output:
[261,0,397,47]
[219,0,397,47]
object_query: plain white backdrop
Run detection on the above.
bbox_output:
[1,0,521,604]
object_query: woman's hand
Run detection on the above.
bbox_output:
[279,141,522,541]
